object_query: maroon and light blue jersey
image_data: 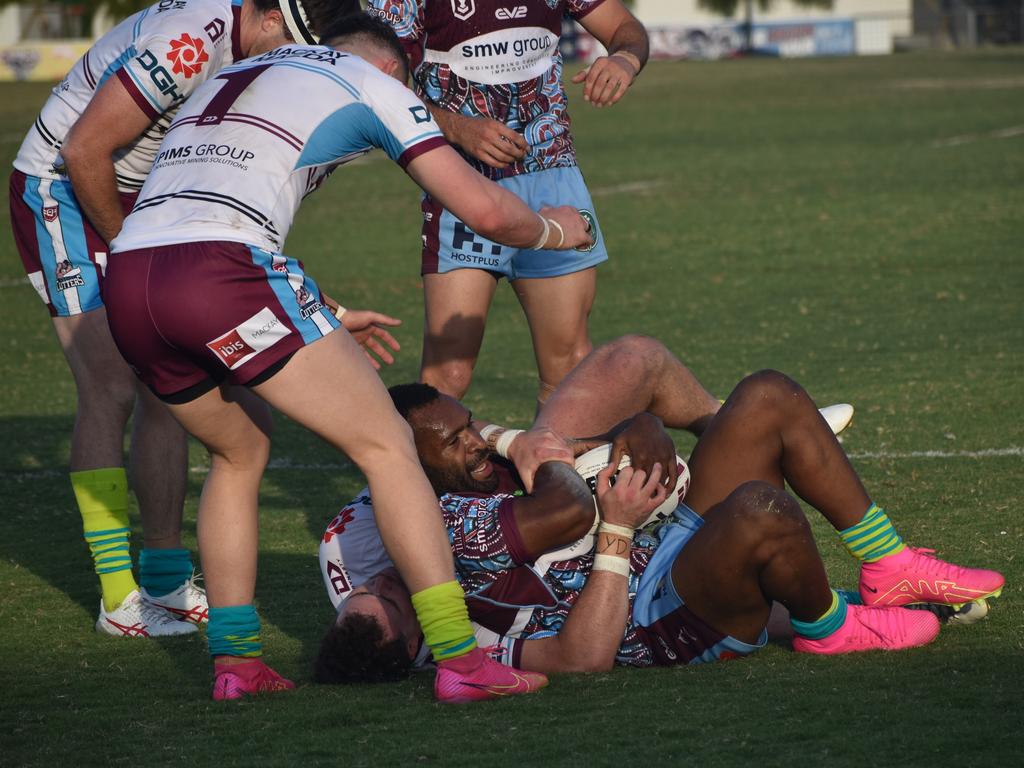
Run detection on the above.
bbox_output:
[366,0,608,181]
[13,0,243,193]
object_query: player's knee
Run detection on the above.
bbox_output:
[732,370,804,412]
[422,360,474,399]
[728,481,808,538]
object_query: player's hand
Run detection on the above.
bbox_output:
[538,205,594,250]
[339,309,402,369]
[506,426,574,493]
[571,54,637,108]
[595,462,668,529]
[447,114,528,169]
[608,413,678,490]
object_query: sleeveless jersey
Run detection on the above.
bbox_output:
[366,0,607,181]
[111,44,446,254]
[13,0,244,193]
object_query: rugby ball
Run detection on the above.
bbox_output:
[573,444,690,531]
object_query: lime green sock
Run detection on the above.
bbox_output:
[409,580,477,662]
[838,502,906,563]
[72,468,138,612]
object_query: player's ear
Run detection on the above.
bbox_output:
[262,8,288,37]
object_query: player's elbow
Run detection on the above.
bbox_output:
[460,204,511,244]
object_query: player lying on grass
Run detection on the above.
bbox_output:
[314,335,1005,680]
[102,14,593,702]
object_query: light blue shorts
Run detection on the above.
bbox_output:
[420,166,608,280]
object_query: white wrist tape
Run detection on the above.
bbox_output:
[592,553,631,577]
[548,218,564,249]
[598,522,635,539]
[479,424,503,443]
[334,304,347,321]
[531,215,550,249]
[494,429,524,458]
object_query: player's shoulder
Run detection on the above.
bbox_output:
[136,0,235,36]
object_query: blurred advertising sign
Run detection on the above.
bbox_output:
[0,41,89,81]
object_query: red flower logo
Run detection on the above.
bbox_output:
[166,33,208,79]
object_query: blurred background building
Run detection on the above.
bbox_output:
[2,0,1023,80]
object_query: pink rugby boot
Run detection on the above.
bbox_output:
[860,547,1004,608]
[793,604,940,655]
[212,658,296,701]
[435,646,548,704]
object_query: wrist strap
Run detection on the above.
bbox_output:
[592,553,631,577]
[531,215,550,249]
[598,522,634,539]
[548,218,564,249]
[494,429,524,458]
[334,304,347,321]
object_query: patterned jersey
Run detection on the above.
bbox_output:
[366,0,607,181]
[13,0,244,193]
[111,45,446,253]
[439,487,680,667]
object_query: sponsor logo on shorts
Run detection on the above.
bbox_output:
[451,0,475,21]
[576,209,598,252]
[166,33,209,79]
[42,204,59,222]
[55,259,85,291]
[295,285,324,321]
[206,307,292,370]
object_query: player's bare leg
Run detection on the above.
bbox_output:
[512,268,596,409]
[684,369,870,528]
[684,370,1004,611]
[421,270,497,398]
[255,330,546,700]
[536,334,720,438]
[53,310,195,635]
[130,383,188,550]
[670,482,940,653]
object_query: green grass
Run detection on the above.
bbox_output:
[2,49,1024,766]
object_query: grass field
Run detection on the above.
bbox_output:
[1,49,1023,767]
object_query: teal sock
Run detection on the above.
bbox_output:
[139,548,193,597]
[838,502,905,563]
[208,605,262,658]
[835,588,864,606]
[791,589,848,639]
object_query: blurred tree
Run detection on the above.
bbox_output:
[699,0,834,51]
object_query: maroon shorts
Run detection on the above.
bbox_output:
[9,169,137,317]
[104,241,340,402]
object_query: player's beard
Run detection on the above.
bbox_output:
[424,448,499,496]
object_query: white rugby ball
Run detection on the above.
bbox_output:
[573,444,690,531]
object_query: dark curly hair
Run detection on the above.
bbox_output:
[314,612,414,684]
[388,382,441,420]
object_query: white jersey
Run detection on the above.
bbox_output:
[13,0,243,192]
[111,45,446,254]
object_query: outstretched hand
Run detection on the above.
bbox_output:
[571,54,638,107]
[339,309,402,369]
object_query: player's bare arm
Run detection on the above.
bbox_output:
[405,144,591,250]
[572,0,650,108]
[518,463,667,673]
[60,76,156,243]
[426,105,527,170]
[509,461,595,558]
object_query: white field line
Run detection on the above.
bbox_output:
[590,180,667,197]
[932,125,1024,149]
[3,447,1019,481]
